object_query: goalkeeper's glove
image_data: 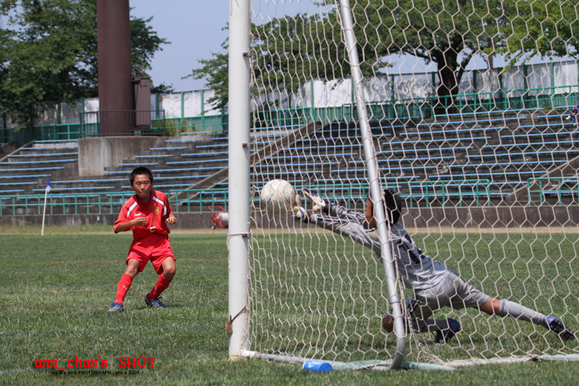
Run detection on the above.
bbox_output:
[293,206,310,222]
[302,188,327,213]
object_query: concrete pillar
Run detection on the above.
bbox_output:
[97,0,133,135]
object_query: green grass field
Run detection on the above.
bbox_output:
[1,226,579,385]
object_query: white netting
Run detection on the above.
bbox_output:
[245,0,579,366]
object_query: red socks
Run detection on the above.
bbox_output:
[115,273,172,303]
[115,274,134,304]
[147,274,172,300]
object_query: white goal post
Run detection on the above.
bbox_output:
[229,0,579,369]
[227,0,251,359]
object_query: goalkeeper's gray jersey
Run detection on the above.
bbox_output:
[311,203,449,291]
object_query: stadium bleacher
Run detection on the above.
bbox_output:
[245,111,579,208]
[2,110,579,215]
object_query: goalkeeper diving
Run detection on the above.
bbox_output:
[294,188,575,343]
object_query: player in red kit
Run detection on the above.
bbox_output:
[108,167,177,312]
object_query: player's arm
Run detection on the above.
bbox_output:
[327,202,367,225]
[114,216,146,233]
[302,188,366,226]
[294,206,380,252]
[165,209,177,225]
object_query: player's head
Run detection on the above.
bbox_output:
[364,189,402,228]
[130,167,154,185]
[130,167,154,200]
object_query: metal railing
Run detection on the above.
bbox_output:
[406,180,492,208]
[79,110,166,137]
[248,85,579,129]
[2,83,579,145]
[527,177,579,206]
[163,114,228,136]
[172,189,229,212]
[0,192,135,216]
[0,180,499,216]
[0,189,229,216]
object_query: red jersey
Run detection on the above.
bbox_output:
[114,190,173,242]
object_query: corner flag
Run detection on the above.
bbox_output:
[46,178,52,193]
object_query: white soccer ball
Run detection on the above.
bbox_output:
[260,179,297,214]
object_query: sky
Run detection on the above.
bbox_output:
[130,0,230,93]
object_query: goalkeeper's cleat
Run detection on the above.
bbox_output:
[566,115,571,120]
[546,316,575,341]
[145,295,166,309]
[107,302,125,312]
[302,188,327,213]
[433,318,461,344]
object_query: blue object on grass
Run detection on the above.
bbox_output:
[303,361,333,373]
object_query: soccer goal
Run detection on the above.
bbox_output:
[228,0,579,370]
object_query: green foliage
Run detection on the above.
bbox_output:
[345,0,507,104]
[193,1,575,113]
[150,82,174,94]
[0,0,168,126]
[193,1,505,110]
[184,38,229,111]
[252,13,345,95]
[501,0,578,66]
[188,15,345,111]
[130,14,169,78]
[162,118,196,136]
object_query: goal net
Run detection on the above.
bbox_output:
[242,0,579,368]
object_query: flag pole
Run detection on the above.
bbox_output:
[41,189,48,236]
[41,179,51,236]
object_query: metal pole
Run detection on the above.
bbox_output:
[228,0,251,359]
[41,189,48,236]
[339,0,406,370]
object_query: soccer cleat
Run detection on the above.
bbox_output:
[108,302,125,312]
[145,295,166,309]
[566,116,571,120]
[433,318,461,344]
[546,316,575,341]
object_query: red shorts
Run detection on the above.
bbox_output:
[126,233,175,275]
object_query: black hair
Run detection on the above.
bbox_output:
[130,166,154,185]
[366,188,403,225]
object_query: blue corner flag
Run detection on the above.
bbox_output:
[46,178,52,193]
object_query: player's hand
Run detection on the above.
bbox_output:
[166,213,177,225]
[293,206,309,222]
[302,188,326,213]
[132,216,147,226]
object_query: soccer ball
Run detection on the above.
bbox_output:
[260,179,297,214]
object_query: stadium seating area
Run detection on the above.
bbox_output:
[248,111,579,208]
[1,110,578,216]
[0,136,226,215]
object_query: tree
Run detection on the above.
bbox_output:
[130,14,169,80]
[184,39,228,111]
[186,14,346,112]
[150,82,174,95]
[499,0,578,65]
[0,0,168,126]
[191,1,570,113]
[333,0,508,112]
[251,13,345,98]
